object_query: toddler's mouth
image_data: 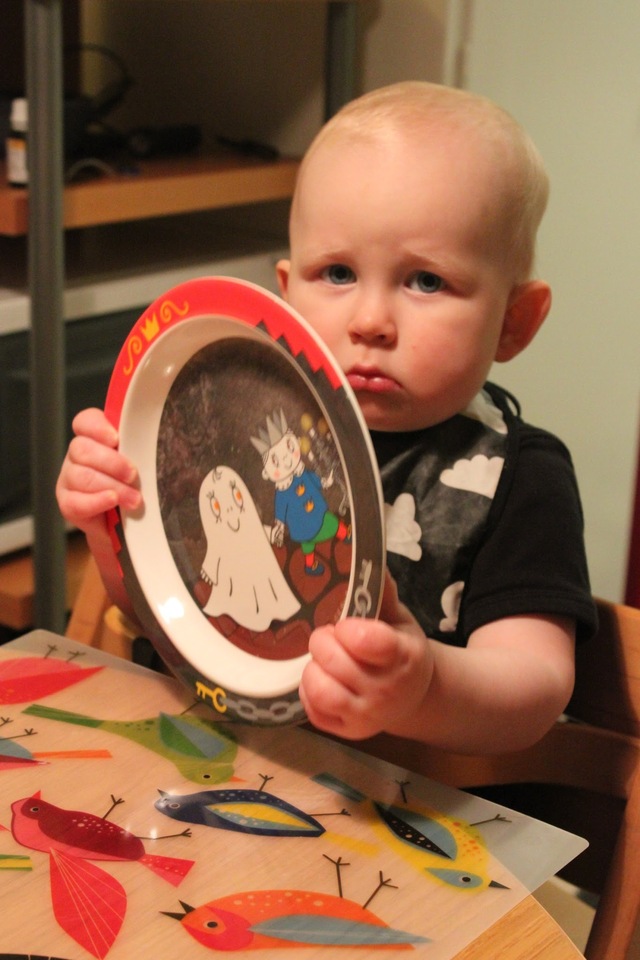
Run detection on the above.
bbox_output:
[347,366,400,394]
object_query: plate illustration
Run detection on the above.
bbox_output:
[105,277,385,725]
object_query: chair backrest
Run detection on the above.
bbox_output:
[352,598,640,960]
[570,598,640,737]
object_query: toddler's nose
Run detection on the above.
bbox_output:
[347,293,397,343]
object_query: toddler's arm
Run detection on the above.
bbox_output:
[299,573,575,754]
[56,408,142,618]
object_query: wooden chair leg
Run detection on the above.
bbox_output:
[585,767,640,960]
[65,553,112,649]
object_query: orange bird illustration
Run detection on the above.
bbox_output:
[163,860,430,950]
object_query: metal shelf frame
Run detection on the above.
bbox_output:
[24,0,358,631]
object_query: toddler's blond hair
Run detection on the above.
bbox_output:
[293,81,549,282]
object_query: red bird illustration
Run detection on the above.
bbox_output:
[9,791,195,959]
[0,645,102,704]
[11,791,194,880]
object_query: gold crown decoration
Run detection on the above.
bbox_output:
[141,315,160,342]
[122,299,190,376]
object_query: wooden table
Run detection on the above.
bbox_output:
[0,630,584,960]
[457,896,583,959]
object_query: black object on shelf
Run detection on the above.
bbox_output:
[127,124,202,159]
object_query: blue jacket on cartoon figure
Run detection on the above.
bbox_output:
[274,465,329,544]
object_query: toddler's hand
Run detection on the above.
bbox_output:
[299,573,434,740]
[56,407,142,532]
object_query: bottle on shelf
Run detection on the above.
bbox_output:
[6,98,29,188]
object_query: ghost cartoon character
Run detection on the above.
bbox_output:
[199,466,300,632]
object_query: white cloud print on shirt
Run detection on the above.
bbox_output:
[384,455,504,563]
[440,454,504,499]
[384,390,507,631]
[436,453,504,630]
[384,492,423,561]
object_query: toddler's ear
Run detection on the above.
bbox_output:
[495,280,551,362]
[276,259,291,300]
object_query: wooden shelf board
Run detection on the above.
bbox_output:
[0,154,300,236]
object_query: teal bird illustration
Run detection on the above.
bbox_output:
[23,704,237,784]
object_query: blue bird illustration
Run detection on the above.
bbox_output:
[1,716,111,771]
[155,785,329,837]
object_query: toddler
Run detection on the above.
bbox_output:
[57,82,595,753]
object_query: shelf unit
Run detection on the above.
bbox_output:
[0,153,300,236]
[21,0,358,631]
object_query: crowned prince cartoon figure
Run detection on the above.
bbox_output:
[251,409,351,576]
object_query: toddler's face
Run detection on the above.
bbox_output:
[278,128,520,432]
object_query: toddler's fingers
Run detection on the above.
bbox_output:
[299,660,353,731]
[71,407,119,447]
[58,487,118,523]
[66,434,138,486]
[307,626,362,691]
[332,617,402,669]
[57,471,141,525]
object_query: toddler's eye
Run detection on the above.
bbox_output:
[409,271,445,294]
[323,264,355,285]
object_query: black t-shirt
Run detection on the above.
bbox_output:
[371,383,596,646]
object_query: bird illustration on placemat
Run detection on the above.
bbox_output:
[0,716,111,771]
[162,856,430,950]
[372,800,510,892]
[0,955,74,960]
[0,644,103,704]
[8,791,195,959]
[313,772,510,892]
[154,774,349,838]
[23,703,238,784]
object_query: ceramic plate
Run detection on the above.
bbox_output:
[105,277,385,725]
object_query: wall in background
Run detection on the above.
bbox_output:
[454,0,640,601]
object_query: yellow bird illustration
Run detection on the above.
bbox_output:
[371,800,509,892]
[313,772,509,893]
